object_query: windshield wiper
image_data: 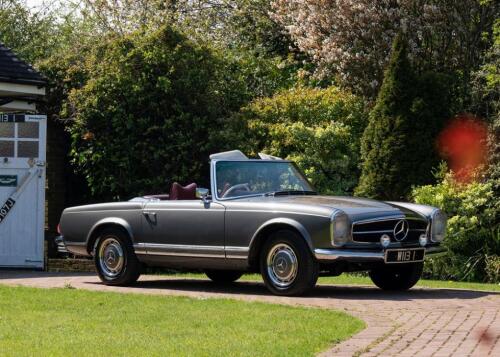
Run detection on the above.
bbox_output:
[264,190,318,197]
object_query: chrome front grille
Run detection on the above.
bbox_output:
[352,217,428,243]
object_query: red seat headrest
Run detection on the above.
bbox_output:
[169,182,197,200]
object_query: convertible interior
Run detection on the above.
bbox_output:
[141,181,254,201]
[142,182,197,201]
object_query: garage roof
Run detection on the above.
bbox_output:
[0,43,46,85]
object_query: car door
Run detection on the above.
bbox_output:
[141,199,226,258]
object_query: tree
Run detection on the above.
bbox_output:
[356,34,452,200]
[229,85,367,194]
[271,0,498,98]
[80,0,304,98]
[64,26,247,199]
[82,0,296,58]
[0,0,59,63]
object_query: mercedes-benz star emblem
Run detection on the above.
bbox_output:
[393,219,409,241]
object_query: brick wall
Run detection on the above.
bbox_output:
[47,258,95,272]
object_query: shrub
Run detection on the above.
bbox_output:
[485,255,500,283]
[356,34,452,200]
[412,168,500,282]
[66,26,247,199]
[229,85,367,194]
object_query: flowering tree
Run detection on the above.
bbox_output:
[271,0,498,97]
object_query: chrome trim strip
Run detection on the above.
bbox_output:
[351,215,405,244]
[144,251,223,258]
[225,246,250,252]
[134,243,148,255]
[142,243,225,251]
[351,215,429,244]
[315,249,384,262]
[133,243,249,259]
[353,229,393,234]
[314,246,445,262]
[225,255,248,259]
[225,246,249,259]
[352,228,427,235]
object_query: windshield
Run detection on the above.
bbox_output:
[215,161,315,199]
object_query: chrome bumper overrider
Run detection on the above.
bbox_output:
[55,235,69,254]
[314,246,446,262]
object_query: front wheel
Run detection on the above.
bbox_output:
[94,228,141,286]
[260,230,318,296]
[369,262,423,291]
[205,270,243,284]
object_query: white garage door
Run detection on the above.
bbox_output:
[0,114,46,268]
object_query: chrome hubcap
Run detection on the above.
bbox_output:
[98,237,124,278]
[266,243,298,289]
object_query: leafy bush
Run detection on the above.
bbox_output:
[485,255,500,283]
[412,169,500,282]
[66,26,247,199]
[229,85,367,194]
[356,35,453,200]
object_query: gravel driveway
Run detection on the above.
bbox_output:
[0,271,498,356]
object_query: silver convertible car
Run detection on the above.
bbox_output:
[57,150,447,296]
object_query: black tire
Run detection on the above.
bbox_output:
[205,270,243,284]
[94,227,141,286]
[369,262,423,291]
[260,230,318,296]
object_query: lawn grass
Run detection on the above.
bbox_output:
[0,285,364,357]
[168,272,500,292]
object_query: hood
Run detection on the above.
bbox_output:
[239,195,406,221]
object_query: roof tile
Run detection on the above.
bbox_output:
[0,43,46,84]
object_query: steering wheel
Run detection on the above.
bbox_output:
[221,183,251,198]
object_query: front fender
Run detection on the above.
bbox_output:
[86,217,135,247]
[249,217,315,253]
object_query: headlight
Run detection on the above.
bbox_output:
[331,211,350,247]
[431,209,447,242]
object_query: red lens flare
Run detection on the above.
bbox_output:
[437,114,489,183]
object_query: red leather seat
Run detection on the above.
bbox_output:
[169,182,197,200]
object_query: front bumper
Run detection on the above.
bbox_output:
[314,245,446,263]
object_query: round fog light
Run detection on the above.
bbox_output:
[380,234,391,247]
[419,234,428,247]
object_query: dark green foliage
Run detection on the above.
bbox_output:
[66,26,247,199]
[482,20,500,218]
[356,34,416,200]
[356,34,452,200]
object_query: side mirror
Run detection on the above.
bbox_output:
[196,188,210,203]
